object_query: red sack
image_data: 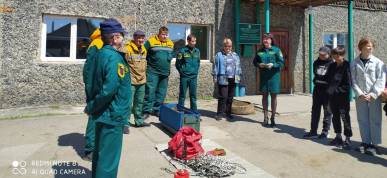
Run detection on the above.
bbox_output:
[168,127,204,160]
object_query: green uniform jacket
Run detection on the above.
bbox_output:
[85,45,132,126]
[83,46,100,102]
[253,46,284,93]
[144,35,174,76]
[175,46,200,78]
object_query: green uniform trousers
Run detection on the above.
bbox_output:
[92,122,123,178]
[144,70,169,113]
[178,76,198,111]
[131,84,145,125]
[84,115,96,153]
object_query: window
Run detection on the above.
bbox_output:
[41,15,103,62]
[323,32,349,58]
[167,23,211,60]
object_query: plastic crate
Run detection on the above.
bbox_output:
[159,103,200,133]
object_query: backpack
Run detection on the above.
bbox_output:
[168,127,204,160]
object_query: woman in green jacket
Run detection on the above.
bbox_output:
[253,33,284,127]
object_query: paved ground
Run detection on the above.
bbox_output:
[0,95,387,178]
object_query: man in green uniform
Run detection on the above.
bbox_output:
[122,30,150,129]
[253,33,284,127]
[175,34,200,111]
[84,18,131,178]
[143,26,174,118]
[82,28,103,161]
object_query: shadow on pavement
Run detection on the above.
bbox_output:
[57,133,85,158]
[198,109,259,123]
[332,148,387,167]
[273,123,387,166]
[52,162,91,178]
[151,122,174,138]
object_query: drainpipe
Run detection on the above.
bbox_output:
[308,8,314,94]
[348,0,354,101]
[234,0,240,97]
[264,0,270,33]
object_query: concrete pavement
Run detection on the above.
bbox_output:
[0,94,386,178]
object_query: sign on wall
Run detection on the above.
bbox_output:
[239,23,261,44]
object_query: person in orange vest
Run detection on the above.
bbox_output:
[82,28,103,161]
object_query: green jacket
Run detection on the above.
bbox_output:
[253,46,284,93]
[144,35,174,76]
[85,45,132,126]
[83,46,99,102]
[175,46,200,78]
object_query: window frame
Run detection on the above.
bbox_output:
[167,23,212,62]
[322,32,350,59]
[40,15,103,62]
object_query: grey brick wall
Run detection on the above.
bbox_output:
[0,0,386,108]
[304,5,387,93]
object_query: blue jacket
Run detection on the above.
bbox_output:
[212,51,242,85]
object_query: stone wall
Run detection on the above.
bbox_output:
[0,0,223,108]
[304,5,387,93]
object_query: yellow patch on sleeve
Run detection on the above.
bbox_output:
[118,63,125,78]
[177,53,183,60]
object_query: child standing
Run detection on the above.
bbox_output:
[326,47,352,149]
[303,46,333,139]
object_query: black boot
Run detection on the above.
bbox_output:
[270,117,276,127]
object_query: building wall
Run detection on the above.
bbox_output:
[238,2,305,95]
[0,0,230,108]
[304,5,387,93]
[1,1,386,108]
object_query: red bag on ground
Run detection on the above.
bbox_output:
[168,127,204,160]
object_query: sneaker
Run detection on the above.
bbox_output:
[82,152,93,162]
[123,126,130,134]
[318,132,329,139]
[226,114,234,120]
[343,137,351,150]
[355,143,368,154]
[365,145,377,156]
[215,114,223,121]
[330,136,343,146]
[270,117,276,127]
[303,132,318,139]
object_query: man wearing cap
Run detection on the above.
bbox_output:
[143,26,174,118]
[253,33,284,127]
[303,46,333,139]
[175,34,200,111]
[84,18,131,178]
[122,30,150,129]
[82,28,104,161]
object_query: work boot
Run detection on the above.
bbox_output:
[82,151,93,162]
[143,112,151,120]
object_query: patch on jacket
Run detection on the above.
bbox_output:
[117,63,128,78]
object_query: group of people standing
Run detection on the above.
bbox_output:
[303,38,385,156]
[81,18,385,178]
[82,19,201,178]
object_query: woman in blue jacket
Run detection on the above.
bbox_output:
[212,38,242,120]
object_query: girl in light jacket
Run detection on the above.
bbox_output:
[351,38,386,156]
